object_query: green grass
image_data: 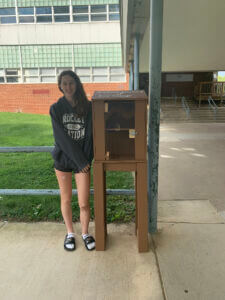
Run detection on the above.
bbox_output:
[218,76,225,82]
[0,112,54,146]
[0,112,135,223]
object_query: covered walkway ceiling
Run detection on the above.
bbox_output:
[120,0,149,71]
[120,0,225,73]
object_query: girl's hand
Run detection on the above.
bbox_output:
[81,164,90,173]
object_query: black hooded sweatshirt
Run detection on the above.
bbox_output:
[49,96,93,172]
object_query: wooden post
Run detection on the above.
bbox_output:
[93,162,106,250]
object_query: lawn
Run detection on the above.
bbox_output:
[0,112,135,222]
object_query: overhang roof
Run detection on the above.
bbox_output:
[120,0,150,72]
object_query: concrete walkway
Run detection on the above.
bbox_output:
[0,123,225,300]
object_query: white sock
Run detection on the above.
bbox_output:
[82,233,89,240]
[67,232,75,238]
[82,234,95,250]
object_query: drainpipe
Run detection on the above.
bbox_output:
[134,35,139,90]
[148,0,164,233]
[129,61,134,90]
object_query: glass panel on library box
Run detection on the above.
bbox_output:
[105,100,135,160]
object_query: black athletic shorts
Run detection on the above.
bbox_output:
[54,161,91,174]
[54,161,80,173]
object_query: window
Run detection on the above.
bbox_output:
[109,13,119,21]
[0,4,119,25]
[73,15,88,22]
[40,68,56,82]
[76,67,90,75]
[7,77,18,82]
[91,5,106,13]
[0,7,16,24]
[5,69,21,83]
[75,67,91,83]
[24,68,38,76]
[109,4,120,12]
[41,76,56,82]
[73,6,88,14]
[6,69,19,76]
[18,7,34,15]
[91,14,106,21]
[91,5,107,22]
[109,4,120,21]
[166,73,194,82]
[73,5,89,22]
[110,67,126,82]
[0,65,126,84]
[110,67,124,74]
[57,67,72,75]
[54,15,70,22]
[110,74,125,82]
[218,71,225,82]
[53,6,70,23]
[0,8,15,15]
[24,77,39,83]
[40,68,55,75]
[0,69,4,83]
[18,7,34,23]
[36,15,52,23]
[93,75,107,82]
[1,16,16,23]
[93,67,108,75]
[19,16,34,23]
[36,6,52,23]
[23,68,39,82]
[36,7,51,14]
[54,6,69,14]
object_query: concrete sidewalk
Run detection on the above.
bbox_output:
[0,123,225,300]
[0,202,224,300]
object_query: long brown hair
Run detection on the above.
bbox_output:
[58,70,89,117]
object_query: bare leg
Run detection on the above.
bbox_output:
[55,169,74,234]
[75,171,91,235]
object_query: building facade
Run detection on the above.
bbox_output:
[0,0,128,114]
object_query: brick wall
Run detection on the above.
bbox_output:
[0,74,129,115]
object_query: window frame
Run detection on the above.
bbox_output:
[0,4,120,25]
[53,6,70,23]
[0,7,16,24]
[5,68,21,83]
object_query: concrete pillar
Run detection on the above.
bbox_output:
[148,0,164,233]
[129,61,134,90]
[134,35,139,90]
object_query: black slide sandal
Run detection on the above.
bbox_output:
[83,236,95,251]
[64,235,76,251]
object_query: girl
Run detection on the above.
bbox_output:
[49,70,95,251]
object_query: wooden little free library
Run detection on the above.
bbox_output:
[92,90,149,252]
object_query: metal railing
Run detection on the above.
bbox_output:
[172,88,177,105]
[208,96,218,120]
[181,96,190,118]
[0,147,135,196]
[194,81,225,107]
